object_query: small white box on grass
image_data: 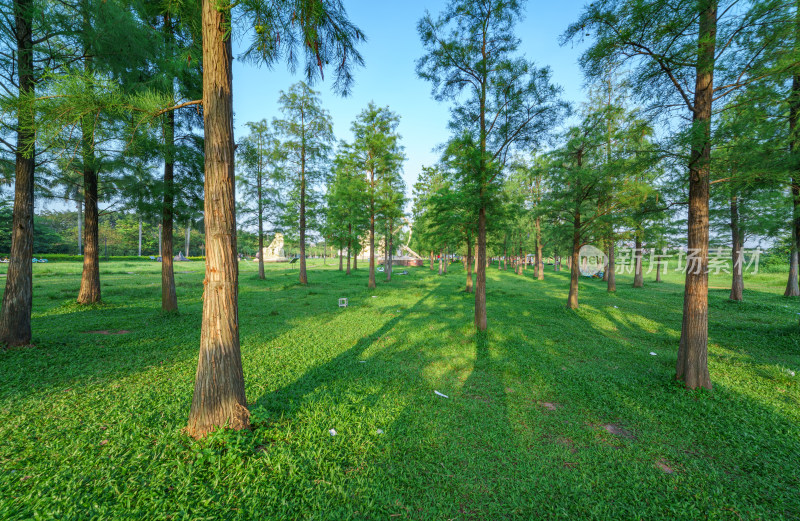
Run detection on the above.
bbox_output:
[338,298,348,308]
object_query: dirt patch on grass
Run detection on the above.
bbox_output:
[539,402,560,411]
[603,423,636,440]
[655,459,675,474]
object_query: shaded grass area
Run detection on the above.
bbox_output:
[0,259,798,519]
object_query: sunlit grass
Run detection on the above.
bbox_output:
[0,258,798,519]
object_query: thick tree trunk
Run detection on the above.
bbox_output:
[0,0,34,346]
[676,1,715,390]
[633,232,644,288]
[187,0,249,438]
[77,155,101,304]
[656,260,662,283]
[161,80,178,312]
[430,250,434,270]
[474,206,488,331]
[787,251,799,296]
[466,240,473,293]
[729,196,743,301]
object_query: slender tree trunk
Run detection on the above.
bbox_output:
[353,247,358,270]
[607,241,616,292]
[368,187,376,288]
[466,239,473,293]
[567,209,581,309]
[729,196,743,301]
[346,235,352,275]
[386,220,394,282]
[602,238,609,281]
[474,240,478,274]
[786,9,800,297]
[656,260,662,283]
[299,157,307,285]
[676,1,715,390]
[257,176,264,280]
[430,250,434,270]
[633,231,644,288]
[161,61,178,311]
[439,249,443,275]
[78,200,82,254]
[475,206,488,331]
[138,217,142,256]
[186,220,191,256]
[0,0,34,345]
[187,1,249,438]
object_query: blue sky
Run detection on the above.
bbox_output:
[231,0,589,195]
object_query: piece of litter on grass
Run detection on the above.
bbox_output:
[613,305,618,308]
[650,352,657,356]
[359,360,366,363]
[329,429,337,436]
[371,296,377,298]
[434,390,449,398]
[376,429,384,435]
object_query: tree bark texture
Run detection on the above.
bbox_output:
[187,1,249,438]
[466,240,473,293]
[633,232,644,288]
[0,0,34,345]
[729,196,743,301]
[474,206,488,331]
[676,0,715,390]
[161,81,178,312]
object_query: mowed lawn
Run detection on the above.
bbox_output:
[0,258,798,520]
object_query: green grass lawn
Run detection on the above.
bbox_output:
[0,258,798,519]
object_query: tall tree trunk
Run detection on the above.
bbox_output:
[138,217,142,256]
[187,0,249,438]
[633,231,644,288]
[787,251,799,296]
[475,206,488,331]
[353,247,358,270]
[299,159,307,285]
[257,173,264,280]
[386,220,394,282]
[78,200,82,254]
[786,7,800,297]
[430,250,434,270]
[567,207,581,309]
[602,238,609,281]
[729,196,743,301]
[607,241,616,292]
[466,239,473,292]
[656,259,662,283]
[161,61,178,311]
[346,235,351,275]
[368,189,375,288]
[0,0,34,345]
[474,240,478,274]
[443,248,448,274]
[77,135,101,304]
[676,0,715,390]
[186,220,191,256]
[439,249,443,275]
